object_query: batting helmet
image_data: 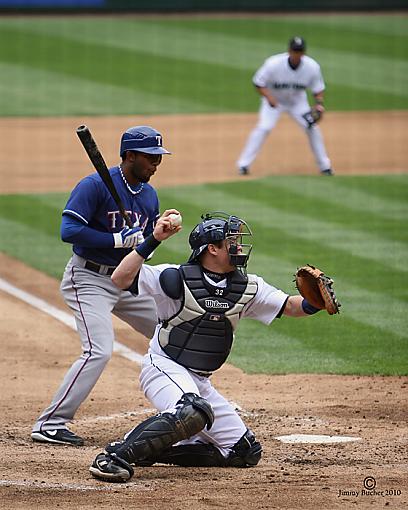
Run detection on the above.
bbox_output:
[188,212,253,270]
[120,126,171,157]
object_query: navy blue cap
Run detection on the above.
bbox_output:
[289,36,306,52]
[120,126,171,157]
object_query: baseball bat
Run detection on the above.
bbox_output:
[76,125,133,228]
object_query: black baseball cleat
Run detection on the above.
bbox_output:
[239,166,249,175]
[90,453,134,483]
[320,168,334,176]
[31,428,84,446]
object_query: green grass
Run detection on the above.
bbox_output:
[0,175,407,375]
[0,14,407,116]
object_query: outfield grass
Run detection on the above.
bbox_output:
[0,14,407,116]
[0,175,406,375]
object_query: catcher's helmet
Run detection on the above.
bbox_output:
[120,126,171,157]
[188,212,253,270]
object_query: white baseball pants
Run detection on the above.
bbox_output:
[140,353,248,458]
[237,98,331,172]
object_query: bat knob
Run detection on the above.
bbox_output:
[76,125,88,133]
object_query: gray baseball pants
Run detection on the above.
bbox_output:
[32,254,157,433]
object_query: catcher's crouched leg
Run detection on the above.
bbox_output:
[135,429,262,468]
[90,393,214,482]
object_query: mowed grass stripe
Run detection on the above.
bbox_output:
[149,16,408,58]
[285,14,408,38]
[158,213,408,338]
[230,307,406,374]
[143,223,408,374]
[332,175,408,203]
[159,184,407,274]
[250,252,407,340]
[0,216,71,278]
[3,17,407,97]
[0,62,206,116]
[0,26,250,112]
[160,178,407,300]
[236,179,407,244]
[259,176,408,222]
[0,180,406,375]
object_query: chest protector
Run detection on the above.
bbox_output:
[158,264,257,374]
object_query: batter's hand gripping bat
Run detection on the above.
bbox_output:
[76,125,133,228]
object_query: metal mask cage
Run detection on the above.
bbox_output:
[192,212,253,270]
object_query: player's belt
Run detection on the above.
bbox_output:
[84,260,116,276]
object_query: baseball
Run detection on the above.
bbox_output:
[168,213,182,228]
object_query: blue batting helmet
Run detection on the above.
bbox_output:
[120,126,171,157]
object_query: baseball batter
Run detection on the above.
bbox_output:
[89,210,333,482]
[31,126,171,446]
[237,36,333,176]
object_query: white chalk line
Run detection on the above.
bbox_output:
[275,434,362,444]
[0,276,360,494]
[0,277,143,364]
[0,277,256,420]
[0,479,151,491]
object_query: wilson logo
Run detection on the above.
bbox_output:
[205,299,229,309]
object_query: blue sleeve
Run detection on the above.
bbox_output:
[63,176,100,224]
[144,192,160,236]
[61,214,114,248]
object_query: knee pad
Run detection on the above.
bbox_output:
[226,429,262,467]
[176,392,215,433]
[106,393,214,465]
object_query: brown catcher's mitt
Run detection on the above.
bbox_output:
[295,264,340,315]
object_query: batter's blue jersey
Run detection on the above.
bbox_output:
[62,166,160,266]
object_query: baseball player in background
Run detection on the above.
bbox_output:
[237,36,334,176]
[31,126,171,446]
[89,210,331,482]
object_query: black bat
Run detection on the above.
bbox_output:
[76,125,133,228]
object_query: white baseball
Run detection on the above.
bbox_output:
[168,213,182,228]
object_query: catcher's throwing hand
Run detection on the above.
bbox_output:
[295,264,340,315]
[302,104,324,129]
[153,209,182,241]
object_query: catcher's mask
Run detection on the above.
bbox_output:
[188,212,253,272]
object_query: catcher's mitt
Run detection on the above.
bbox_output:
[302,105,323,128]
[295,264,340,315]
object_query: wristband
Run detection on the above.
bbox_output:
[301,298,321,315]
[135,234,161,260]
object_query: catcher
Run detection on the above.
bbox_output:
[90,211,340,482]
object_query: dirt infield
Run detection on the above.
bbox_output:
[0,111,407,194]
[0,112,407,509]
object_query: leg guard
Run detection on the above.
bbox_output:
[225,429,262,467]
[135,443,226,468]
[106,393,214,465]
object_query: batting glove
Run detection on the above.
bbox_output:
[113,226,145,249]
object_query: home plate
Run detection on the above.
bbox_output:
[275,434,361,444]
